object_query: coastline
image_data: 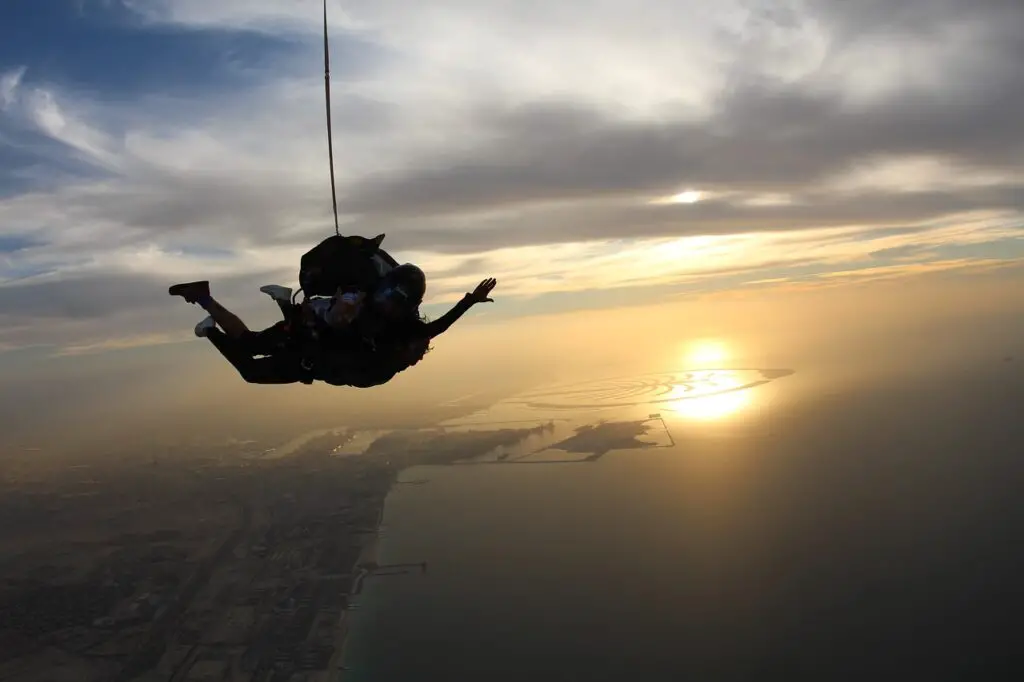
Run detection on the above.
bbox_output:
[331,469,395,681]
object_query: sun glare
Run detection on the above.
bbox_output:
[661,369,753,421]
[670,190,703,204]
[671,386,752,420]
[650,189,704,205]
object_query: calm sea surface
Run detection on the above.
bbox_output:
[340,366,1023,681]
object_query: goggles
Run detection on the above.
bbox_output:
[375,285,410,304]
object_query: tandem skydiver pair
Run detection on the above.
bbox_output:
[168,234,497,388]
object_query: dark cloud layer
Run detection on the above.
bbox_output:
[0,265,294,350]
[345,185,1024,254]
[0,274,168,320]
[337,2,1024,226]
[804,0,1021,43]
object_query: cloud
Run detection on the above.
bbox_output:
[56,332,182,357]
[338,60,1024,217]
[0,67,26,110]
[759,257,1024,294]
[0,0,1022,353]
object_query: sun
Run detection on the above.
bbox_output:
[687,340,728,367]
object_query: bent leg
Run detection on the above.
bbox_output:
[199,296,250,339]
[170,281,250,338]
[206,329,302,384]
[258,285,298,322]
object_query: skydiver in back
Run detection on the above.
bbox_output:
[301,276,498,385]
[258,263,496,362]
[261,262,430,349]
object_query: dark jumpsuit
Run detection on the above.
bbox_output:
[206,322,308,385]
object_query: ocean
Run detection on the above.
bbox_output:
[338,364,1023,681]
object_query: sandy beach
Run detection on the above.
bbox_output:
[330,473,393,681]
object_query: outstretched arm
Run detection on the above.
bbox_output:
[421,278,497,339]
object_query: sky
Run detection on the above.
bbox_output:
[1,0,1023,453]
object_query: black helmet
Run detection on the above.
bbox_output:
[378,263,426,306]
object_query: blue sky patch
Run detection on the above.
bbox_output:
[926,237,1024,261]
[0,125,116,195]
[173,245,236,259]
[1,1,304,97]
[1,1,389,101]
[0,233,42,253]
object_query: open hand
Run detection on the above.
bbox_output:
[468,277,497,304]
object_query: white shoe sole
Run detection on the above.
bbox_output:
[260,285,293,303]
[194,316,216,337]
